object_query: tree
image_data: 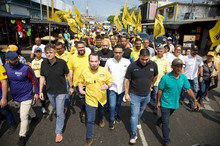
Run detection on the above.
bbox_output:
[107,15,115,24]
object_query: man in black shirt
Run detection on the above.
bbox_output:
[124,49,158,144]
[120,36,132,61]
[97,40,114,67]
[39,43,74,143]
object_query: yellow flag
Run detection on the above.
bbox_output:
[74,6,84,28]
[53,10,67,22]
[114,14,123,31]
[135,10,142,32]
[153,14,165,39]
[122,5,135,27]
[209,20,220,50]
[131,11,137,23]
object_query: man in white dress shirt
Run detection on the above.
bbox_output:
[105,44,130,130]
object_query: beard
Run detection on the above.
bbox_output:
[78,50,85,55]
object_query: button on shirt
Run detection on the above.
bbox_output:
[125,60,158,96]
[183,55,203,80]
[105,57,130,94]
[78,67,113,107]
[158,72,190,109]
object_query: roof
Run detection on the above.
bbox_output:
[157,2,218,9]
[30,19,68,26]
[0,11,30,19]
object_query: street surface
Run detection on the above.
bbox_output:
[0,50,219,146]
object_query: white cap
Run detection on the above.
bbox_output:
[167,37,172,40]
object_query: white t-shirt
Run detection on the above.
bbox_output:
[170,53,184,64]
[32,44,46,58]
[183,54,204,80]
[105,57,130,94]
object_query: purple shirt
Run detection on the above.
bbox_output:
[5,63,39,102]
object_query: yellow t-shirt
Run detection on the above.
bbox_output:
[151,56,171,86]
[67,53,89,87]
[131,47,143,61]
[31,58,43,78]
[78,66,113,107]
[0,65,7,80]
[56,51,71,63]
[70,46,76,55]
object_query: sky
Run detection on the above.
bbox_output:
[73,0,207,19]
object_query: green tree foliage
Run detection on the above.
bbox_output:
[107,15,115,24]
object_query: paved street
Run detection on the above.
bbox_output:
[0,83,219,146]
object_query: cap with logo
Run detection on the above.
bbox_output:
[191,45,198,51]
[34,47,42,52]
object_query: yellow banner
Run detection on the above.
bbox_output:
[153,14,165,39]
[209,20,220,50]
[114,14,123,31]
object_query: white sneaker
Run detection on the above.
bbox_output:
[41,107,46,114]
[129,135,138,144]
[137,124,142,130]
[204,96,210,102]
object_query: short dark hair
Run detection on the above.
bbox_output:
[164,45,170,51]
[139,49,150,56]
[55,42,64,48]
[45,43,56,52]
[96,35,102,40]
[113,44,123,51]
[76,41,85,48]
[89,52,100,61]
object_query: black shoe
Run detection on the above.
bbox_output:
[16,136,26,146]
[115,116,121,124]
[8,123,17,135]
[109,121,115,130]
[80,112,86,123]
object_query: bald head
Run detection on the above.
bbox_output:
[35,37,41,46]
[102,40,110,50]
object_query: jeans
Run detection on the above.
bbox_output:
[188,77,199,106]
[64,80,72,108]
[150,86,158,109]
[85,103,104,139]
[108,90,124,122]
[47,93,66,134]
[130,93,151,134]
[75,86,85,112]
[157,107,175,142]
[19,99,32,137]
[0,105,15,126]
[197,79,211,101]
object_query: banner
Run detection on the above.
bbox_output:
[153,14,165,39]
[114,14,123,31]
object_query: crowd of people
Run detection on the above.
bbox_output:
[0,29,219,146]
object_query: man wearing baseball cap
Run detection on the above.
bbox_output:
[156,58,199,146]
[4,51,39,146]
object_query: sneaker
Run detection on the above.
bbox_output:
[137,123,142,130]
[80,111,86,123]
[8,123,17,135]
[204,96,210,102]
[55,134,63,143]
[99,119,105,128]
[115,116,122,124]
[41,107,46,114]
[129,133,138,144]
[85,138,93,146]
[16,136,26,146]
[109,121,115,130]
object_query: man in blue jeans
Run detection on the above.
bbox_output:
[39,44,74,143]
[105,45,130,130]
[124,49,158,144]
[156,59,200,146]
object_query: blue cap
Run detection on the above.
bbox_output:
[5,51,18,60]
[34,47,42,52]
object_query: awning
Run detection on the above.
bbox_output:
[0,11,30,19]
[30,19,68,26]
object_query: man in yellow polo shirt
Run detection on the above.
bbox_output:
[67,41,89,123]
[151,45,171,115]
[131,38,143,61]
[78,53,112,146]
[55,42,72,113]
